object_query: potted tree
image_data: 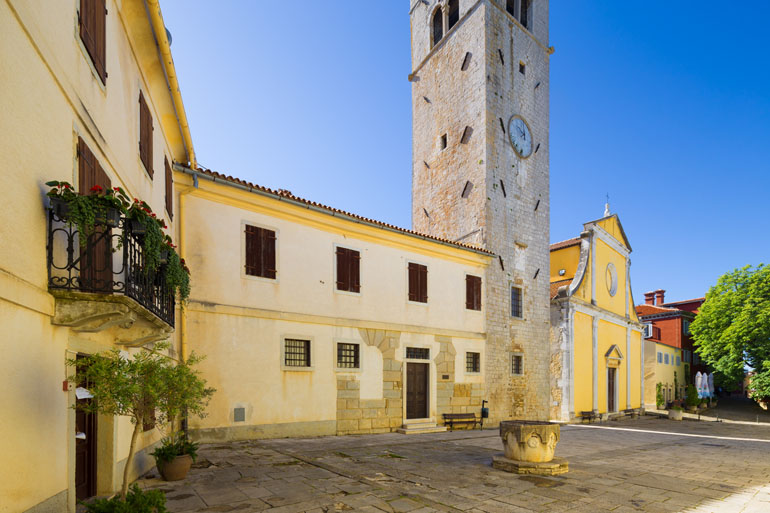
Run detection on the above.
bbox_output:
[151,434,199,481]
[685,384,700,412]
[68,343,214,501]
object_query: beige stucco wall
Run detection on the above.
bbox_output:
[177,175,490,438]
[0,0,185,510]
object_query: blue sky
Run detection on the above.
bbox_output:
[161,1,770,305]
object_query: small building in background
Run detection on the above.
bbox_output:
[549,211,645,421]
[636,291,705,408]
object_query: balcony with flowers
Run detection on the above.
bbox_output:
[45,181,189,344]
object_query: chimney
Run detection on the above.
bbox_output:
[644,291,655,305]
[655,289,666,306]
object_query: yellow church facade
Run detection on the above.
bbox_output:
[549,213,645,421]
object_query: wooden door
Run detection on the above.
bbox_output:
[406,363,429,419]
[78,138,112,291]
[607,367,617,412]
[75,355,97,501]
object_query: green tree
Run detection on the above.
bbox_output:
[690,264,770,400]
[68,344,214,499]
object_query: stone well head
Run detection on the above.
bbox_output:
[499,420,561,463]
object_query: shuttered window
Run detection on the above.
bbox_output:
[244,225,276,279]
[138,91,153,178]
[77,137,112,290]
[466,274,482,311]
[408,262,428,303]
[164,158,173,218]
[336,247,360,293]
[79,0,107,83]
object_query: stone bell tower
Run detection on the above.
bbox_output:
[409,0,552,423]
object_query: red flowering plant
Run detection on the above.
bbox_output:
[46,181,130,246]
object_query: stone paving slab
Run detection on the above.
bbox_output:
[137,417,770,512]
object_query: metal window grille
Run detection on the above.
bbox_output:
[512,355,523,375]
[406,347,430,360]
[511,287,523,318]
[337,343,360,369]
[284,339,311,367]
[466,352,480,373]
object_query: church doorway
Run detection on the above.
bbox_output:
[607,367,617,413]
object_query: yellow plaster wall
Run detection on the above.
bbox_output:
[550,245,580,282]
[180,189,489,334]
[594,239,627,318]
[597,320,627,412]
[597,217,629,250]
[0,1,183,509]
[629,330,642,407]
[650,343,686,403]
[573,312,593,414]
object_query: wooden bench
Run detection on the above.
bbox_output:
[623,408,638,418]
[442,413,477,430]
[580,410,598,423]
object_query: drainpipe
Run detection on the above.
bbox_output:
[145,0,196,169]
[176,176,197,438]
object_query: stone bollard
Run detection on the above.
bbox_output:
[492,421,568,475]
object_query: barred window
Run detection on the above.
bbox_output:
[337,343,360,369]
[511,354,523,375]
[284,339,311,367]
[466,352,480,373]
[406,347,430,360]
[511,287,523,318]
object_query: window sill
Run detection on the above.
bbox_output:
[334,367,362,374]
[281,366,314,372]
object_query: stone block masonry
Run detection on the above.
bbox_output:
[410,0,552,423]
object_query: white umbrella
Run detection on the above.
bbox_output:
[695,372,703,399]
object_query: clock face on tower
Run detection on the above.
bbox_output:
[508,115,533,158]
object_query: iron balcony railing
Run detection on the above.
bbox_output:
[47,209,175,327]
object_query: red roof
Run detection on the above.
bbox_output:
[550,279,573,299]
[550,237,581,251]
[635,304,679,317]
[187,167,495,256]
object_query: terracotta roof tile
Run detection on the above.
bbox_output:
[550,237,581,251]
[189,167,495,256]
[550,278,573,299]
[635,304,679,317]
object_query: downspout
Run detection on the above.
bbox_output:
[176,174,197,438]
[146,0,196,169]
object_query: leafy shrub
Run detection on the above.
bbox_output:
[656,383,664,408]
[83,484,166,513]
[686,384,700,408]
[151,434,199,465]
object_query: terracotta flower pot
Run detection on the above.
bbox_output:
[157,454,192,481]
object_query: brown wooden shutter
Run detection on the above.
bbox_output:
[336,247,348,291]
[78,137,112,290]
[245,225,259,276]
[139,92,153,178]
[419,264,428,302]
[263,229,276,279]
[164,158,173,218]
[408,263,418,301]
[350,250,360,293]
[466,275,481,310]
[79,0,107,83]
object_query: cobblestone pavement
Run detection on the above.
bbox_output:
[705,396,770,424]
[139,417,770,512]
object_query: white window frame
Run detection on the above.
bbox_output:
[280,335,315,372]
